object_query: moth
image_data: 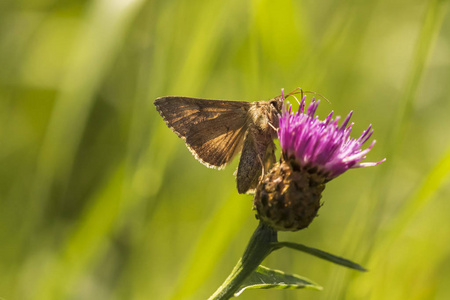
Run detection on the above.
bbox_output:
[154,89,301,194]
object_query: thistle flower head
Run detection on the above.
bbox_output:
[253,90,385,231]
[278,95,385,181]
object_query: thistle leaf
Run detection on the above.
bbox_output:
[272,242,367,271]
[235,265,322,297]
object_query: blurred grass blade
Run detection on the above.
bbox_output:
[168,194,250,300]
[273,242,367,271]
[377,145,450,252]
[26,0,145,234]
[389,0,449,150]
[235,264,322,297]
[35,163,125,300]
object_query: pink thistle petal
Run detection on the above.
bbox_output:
[278,97,385,180]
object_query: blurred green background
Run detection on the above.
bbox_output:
[1,0,450,299]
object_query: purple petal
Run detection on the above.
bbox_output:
[277,98,384,180]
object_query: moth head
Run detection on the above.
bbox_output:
[269,97,284,114]
[267,96,283,130]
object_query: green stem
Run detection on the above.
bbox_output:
[208,221,278,300]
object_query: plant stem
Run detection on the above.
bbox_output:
[208,221,278,300]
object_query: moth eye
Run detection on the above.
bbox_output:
[270,100,281,112]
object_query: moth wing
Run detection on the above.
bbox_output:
[154,96,250,169]
[236,129,276,194]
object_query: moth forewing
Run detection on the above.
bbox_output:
[154,96,250,169]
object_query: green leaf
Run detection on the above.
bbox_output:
[235,265,322,297]
[272,242,367,271]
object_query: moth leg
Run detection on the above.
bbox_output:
[257,154,265,178]
[267,121,277,132]
[263,142,276,174]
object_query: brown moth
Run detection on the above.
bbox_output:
[154,89,299,194]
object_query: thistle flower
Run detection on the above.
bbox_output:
[254,93,385,231]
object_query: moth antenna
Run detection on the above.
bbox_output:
[285,87,331,104]
[285,87,303,98]
[303,90,331,104]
